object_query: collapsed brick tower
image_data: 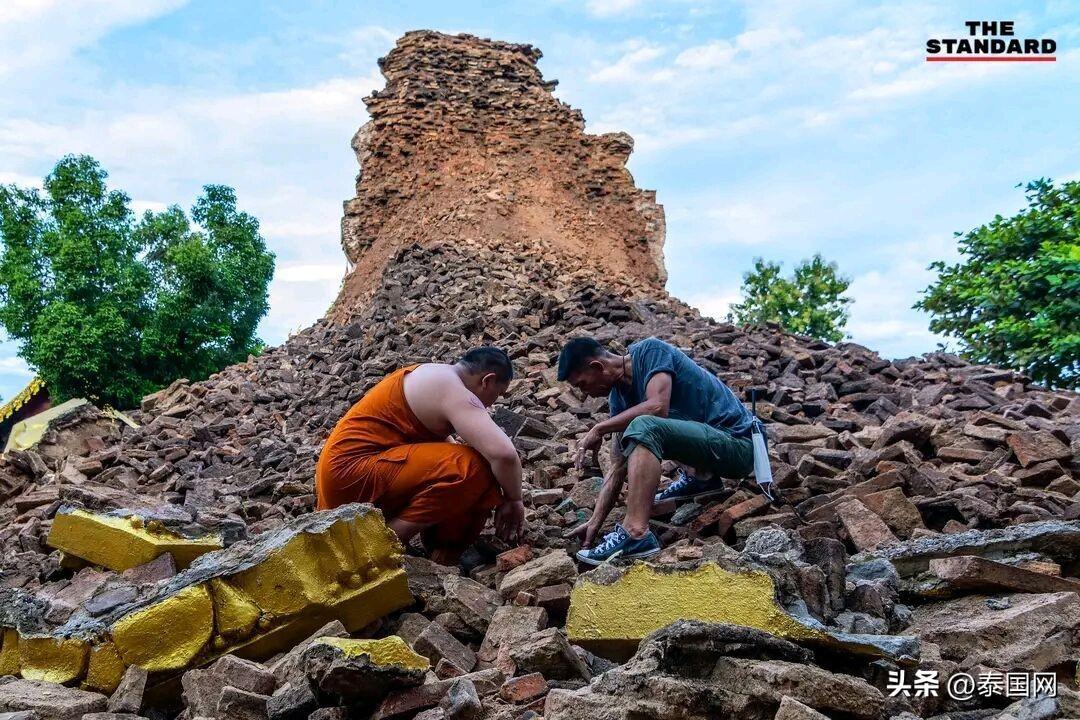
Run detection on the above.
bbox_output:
[334,31,667,317]
[1,29,1080,720]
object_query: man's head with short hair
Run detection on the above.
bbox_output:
[557,337,623,397]
[457,346,514,407]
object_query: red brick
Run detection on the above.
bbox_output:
[499,672,549,703]
[715,495,769,536]
[535,584,571,616]
[1007,431,1071,468]
[435,658,464,679]
[835,499,897,552]
[497,546,535,572]
[688,491,755,534]
[929,556,1080,594]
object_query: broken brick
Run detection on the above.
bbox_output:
[1007,431,1071,468]
[499,672,549,703]
[835,499,898,552]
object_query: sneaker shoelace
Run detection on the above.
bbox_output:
[666,468,695,494]
[590,527,627,555]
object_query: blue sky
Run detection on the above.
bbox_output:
[1,0,1077,401]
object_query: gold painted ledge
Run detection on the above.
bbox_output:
[314,636,430,671]
[47,507,223,571]
[565,561,919,663]
[1,504,412,694]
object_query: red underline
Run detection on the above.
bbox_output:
[926,56,1056,62]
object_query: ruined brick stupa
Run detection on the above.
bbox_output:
[0,30,1078,720]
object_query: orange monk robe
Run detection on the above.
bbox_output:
[316,365,503,558]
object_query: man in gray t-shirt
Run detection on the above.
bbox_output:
[557,336,755,565]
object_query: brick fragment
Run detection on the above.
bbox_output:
[1007,431,1071,468]
[496,546,534,572]
[835,499,898,552]
[415,622,477,673]
[499,672,549,703]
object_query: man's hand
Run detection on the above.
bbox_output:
[566,517,602,549]
[495,499,526,544]
[573,426,604,470]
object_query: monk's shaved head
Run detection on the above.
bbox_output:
[457,346,514,383]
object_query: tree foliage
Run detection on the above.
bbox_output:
[0,155,275,407]
[730,254,852,342]
[915,179,1079,388]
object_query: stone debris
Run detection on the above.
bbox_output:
[181,654,276,717]
[106,664,147,713]
[302,636,428,706]
[545,621,885,720]
[0,28,1077,720]
[907,591,1080,671]
[0,678,107,719]
[46,507,222,572]
[912,555,1080,598]
[0,504,410,693]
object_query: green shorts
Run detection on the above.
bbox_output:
[620,415,754,480]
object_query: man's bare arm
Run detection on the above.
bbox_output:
[569,434,628,548]
[595,372,672,436]
[591,433,627,528]
[443,390,523,501]
[574,373,672,467]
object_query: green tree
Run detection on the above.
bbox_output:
[730,254,852,342]
[915,179,1079,388]
[0,155,275,407]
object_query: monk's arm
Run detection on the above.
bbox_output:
[444,392,523,501]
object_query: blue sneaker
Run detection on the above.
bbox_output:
[575,524,661,566]
[654,468,722,503]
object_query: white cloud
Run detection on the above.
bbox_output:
[260,263,348,341]
[130,200,169,215]
[685,289,740,321]
[564,3,1074,152]
[585,0,644,18]
[275,263,347,283]
[0,171,42,188]
[845,258,949,359]
[699,202,800,245]
[674,40,736,69]
[0,355,34,378]
[264,272,341,342]
[0,0,187,77]
[589,43,670,83]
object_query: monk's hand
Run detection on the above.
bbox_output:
[495,499,526,544]
[573,427,603,470]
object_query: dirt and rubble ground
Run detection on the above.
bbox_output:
[1,29,1079,720]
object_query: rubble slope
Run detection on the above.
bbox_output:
[0,29,1078,720]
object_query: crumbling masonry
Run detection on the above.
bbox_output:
[0,29,1078,720]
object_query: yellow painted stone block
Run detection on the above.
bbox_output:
[47,509,222,571]
[566,563,824,659]
[210,578,262,640]
[84,642,126,694]
[112,584,214,671]
[229,508,405,624]
[0,628,20,677]
[315,636,430,671]
[18,636,90,684]
[7,504,413,692]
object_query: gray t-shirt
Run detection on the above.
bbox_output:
[608,337,754,438]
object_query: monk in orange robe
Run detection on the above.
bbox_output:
[316,347,524,563]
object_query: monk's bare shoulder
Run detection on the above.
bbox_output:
[403,364,474,435]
